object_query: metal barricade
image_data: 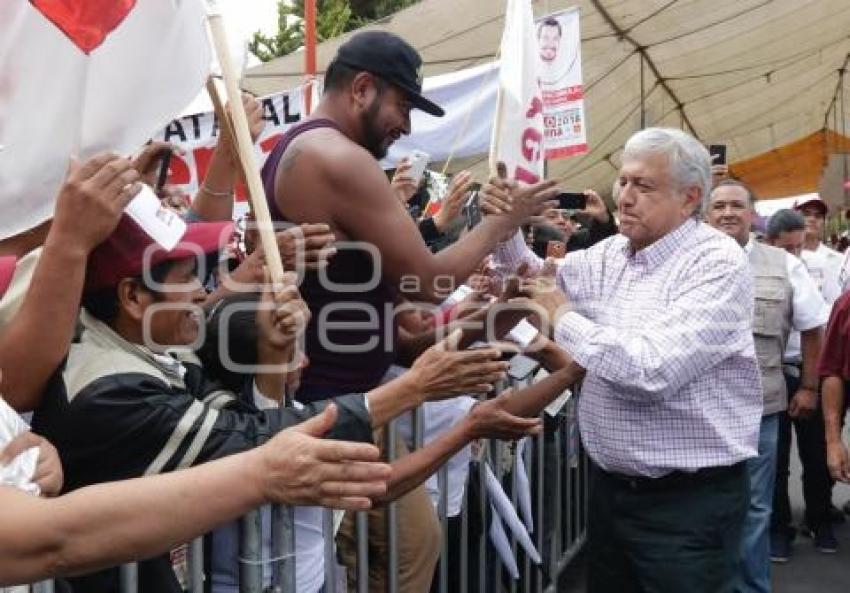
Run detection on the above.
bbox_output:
[25,372,588,593]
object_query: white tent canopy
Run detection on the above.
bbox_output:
[754,194,811,218]
[243,0,850,195]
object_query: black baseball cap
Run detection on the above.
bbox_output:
[334,31,444,117]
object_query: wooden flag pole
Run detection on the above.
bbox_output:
[489,84,505,178]
[488,0,509,178]
[206,11,285,286]
[304,0,318,115]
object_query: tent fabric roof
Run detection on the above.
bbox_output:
[730,130,850,201]
[244,0,850,198]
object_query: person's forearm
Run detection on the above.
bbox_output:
[0,450,266,585]
[501,366,581,417]
[525,336,572,372]
[254,344,290,401]
[190,144,239,222]
[490,229,544,283]
[0,220,51,258]
[420,217,515,302]
[396,305,531,366]
[396,306,492,366]
[823,375,846,443]
[376,419,470,505]
[800,328,822,391]
[0,238,87,411]
[365,374,423,428]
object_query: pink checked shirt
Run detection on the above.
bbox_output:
[494,219,762,477]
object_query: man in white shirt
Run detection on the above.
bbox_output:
[764,208,839,557]
[706,183,828,593]
[493,128,762,593]
[794,196,843,304]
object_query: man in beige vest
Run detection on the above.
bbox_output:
[706,180,828,593]
[764,209,841,557]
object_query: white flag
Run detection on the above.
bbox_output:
[0,0,211,239]
[489,0,545,184]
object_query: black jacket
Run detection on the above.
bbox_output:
[33,311,373,593]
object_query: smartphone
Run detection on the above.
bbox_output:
[465,192,483,230]
[155,149,173,193]
[556,192,587,210]
[709,144,727,166]
[407,150,430,185]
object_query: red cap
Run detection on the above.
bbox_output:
[85,216,233,293]
[0,256,17,299]
[793,195,828,216]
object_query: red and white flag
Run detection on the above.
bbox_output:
[0,0,211,239]
[489,0,545,185]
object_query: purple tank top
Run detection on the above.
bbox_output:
[261,119,398,402]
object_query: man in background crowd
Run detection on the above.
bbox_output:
[764,209,840,558]
[706,185,828,592]
[795,196,842,304]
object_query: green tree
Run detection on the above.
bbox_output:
[249,0,420,62]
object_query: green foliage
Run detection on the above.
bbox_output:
[249,0,420,62]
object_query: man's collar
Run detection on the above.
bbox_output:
[624,218,698,268]
[79,310,188,383]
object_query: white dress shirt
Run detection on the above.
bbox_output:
[802,242,843,305]
[493,219,762,477]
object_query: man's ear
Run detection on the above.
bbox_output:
[683,186,702,216]
[350,71,376,110]
[116,278,151,322]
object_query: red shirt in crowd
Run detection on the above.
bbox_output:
[818,290,850,379]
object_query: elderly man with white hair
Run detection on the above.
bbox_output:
[485,127,762,593]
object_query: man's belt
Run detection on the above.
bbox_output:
[603,462,746,493]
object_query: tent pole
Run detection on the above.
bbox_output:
[639,53,646,130]
[304,0,317,116]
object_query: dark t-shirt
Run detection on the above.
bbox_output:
[261,119,398,401]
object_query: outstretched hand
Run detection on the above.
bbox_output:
[409,329,509,400]
[259,404,392,509]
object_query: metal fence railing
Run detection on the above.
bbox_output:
[25,359,588,593]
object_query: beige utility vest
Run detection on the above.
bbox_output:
[748,241,793,416]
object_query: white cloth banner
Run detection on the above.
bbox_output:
[489,0,545,183]
[151,7,584,204]
[0,0,211,239]
[151,84,313,206]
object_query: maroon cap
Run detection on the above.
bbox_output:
[85,216,233,293]
[793,195,828,216]
[0,256,16,299]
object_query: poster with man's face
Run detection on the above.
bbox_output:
[535,8,587,159]
[536,14,581,90]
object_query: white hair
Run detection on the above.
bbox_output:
[621,127,712,216]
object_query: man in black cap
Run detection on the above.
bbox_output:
[260,30,559,591]
[261,31,556,403]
